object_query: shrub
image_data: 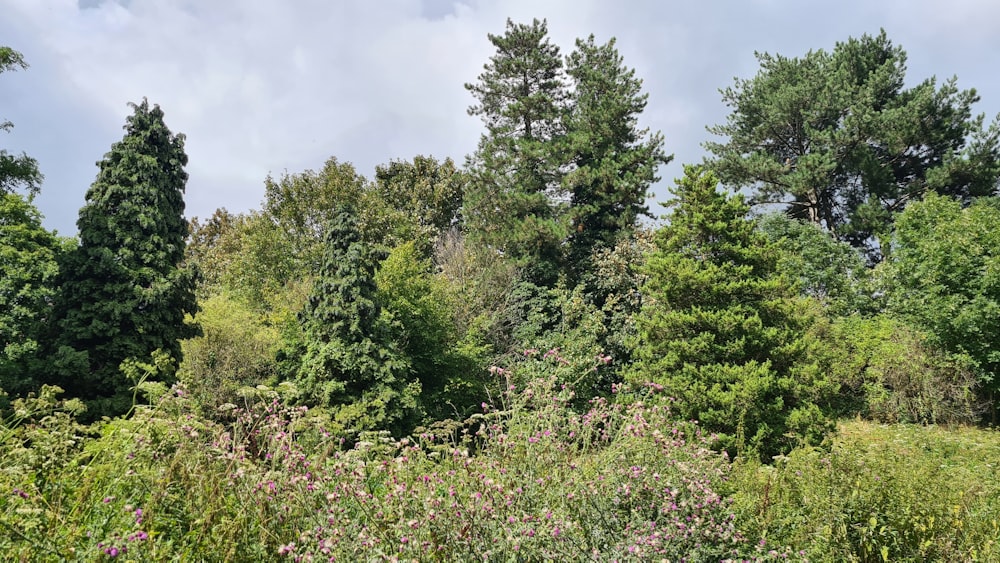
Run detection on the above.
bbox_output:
[728,420,1000,561]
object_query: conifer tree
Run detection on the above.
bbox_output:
[706,31,1000,260]
[295,206,417,434]
[53,100,199,417]
[563,35,670,284]
[629,166,832,459]
[463,18,569,287]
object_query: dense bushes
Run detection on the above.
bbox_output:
[728,421,1000,561]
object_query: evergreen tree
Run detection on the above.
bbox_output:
[295,206,417,435]
[706,30,1000,260]
[563,35,670,284]
[52,100,199,417]
[463,18,569,287]
[629,166,832,459]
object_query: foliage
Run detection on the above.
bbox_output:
[294,206,417,435]
[706,30,1000,260]
[578,228,656,376]
[369,155,466,257]
[0,365,767,560]
[262,156,369,273]
[463,18,569,287]
[757,213,874,317]
[0,194,63,398]
[376,241,488,421]
[887,194,1000,404]
[563,35,670,282]
[0,46,42,197]
[630,166,834,459]
[728,420,1000,561]
[51,100,200,418]
[177,293,283,419]
[819,315,983,424]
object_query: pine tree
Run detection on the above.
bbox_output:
[295,206,417,435]
[563,35,670,284]
[463,18,569,287]
[629,166,832,459]
[52,100,199,417]
[706,31,1000,260]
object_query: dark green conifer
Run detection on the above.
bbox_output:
[53,100,199,417]
[295,206,417,434]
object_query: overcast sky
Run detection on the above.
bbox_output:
[3,0,999,235]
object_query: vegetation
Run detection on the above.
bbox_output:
[3,25,1000,560]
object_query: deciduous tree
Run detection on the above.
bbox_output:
[0,194,62,396]
[887,193,1000,416]
[0,47,42,197]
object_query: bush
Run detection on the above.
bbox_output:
[728,420,1000,561]
[824,315,984,425]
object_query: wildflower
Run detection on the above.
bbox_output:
[278,543,296,555]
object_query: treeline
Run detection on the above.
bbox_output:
[3,21,1000,461]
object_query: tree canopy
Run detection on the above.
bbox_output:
[463,18,569,287]
[706,30,1000,260]
[52,100,200,418]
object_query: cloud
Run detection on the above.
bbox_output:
[2,0,999,233]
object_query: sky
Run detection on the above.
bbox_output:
[3,0,1000,235]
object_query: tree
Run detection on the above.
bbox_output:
[629,166,833,459]
[376,241,487,420]
[294,206,417,435]
[369,155,466,257]
[757,213,873,317]
[887,193,1000,415]
[463,18,569,286]
[706,30,1000,260]
[0,194,62,396]
[563,35,670,282]
[263,157,369,273]
[1,47,42,197]
[52,100,200,417]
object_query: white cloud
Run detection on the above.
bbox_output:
[2,0,999,232]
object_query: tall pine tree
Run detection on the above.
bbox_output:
[53,100,199,417]
[463,18,569,287]
[563,35,670,284]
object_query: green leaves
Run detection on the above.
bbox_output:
[0,46,42,198]
[888,194,1000,398]
[0,194,61,396]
